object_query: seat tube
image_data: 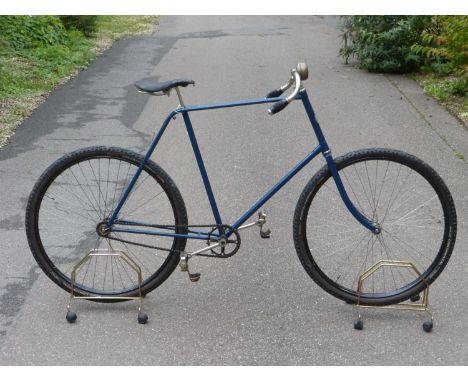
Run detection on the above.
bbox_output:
[181,111,223,226]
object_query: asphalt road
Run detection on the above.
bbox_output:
[1,16,468,365]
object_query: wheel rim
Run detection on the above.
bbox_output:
[302,153,450,301]
[34,153,179,295]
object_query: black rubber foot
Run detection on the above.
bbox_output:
[189,273,201,282]
[138,312,148,324]
[345,300,355,305]
[354,319,364,330]
[66,311,77,323]
[423,321,433,332]
[410,294,421,302]
[260,229,271,239]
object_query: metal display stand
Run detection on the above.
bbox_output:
[66,249,148,324]
[353,260,434,332]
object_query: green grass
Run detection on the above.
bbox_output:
[0,16,159,147]
[96,16,159,40]
[414,72,468,127]
[0,31,94,98]
[455,151,465,160]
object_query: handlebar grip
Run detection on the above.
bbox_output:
[265,88,284,98]
[268,99,289,115]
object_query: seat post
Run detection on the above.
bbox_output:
[175,87,185,107]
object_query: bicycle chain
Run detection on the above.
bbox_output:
[106,223,240,258]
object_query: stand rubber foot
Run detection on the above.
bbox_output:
[354,319,364,330]
[66,311,77,323]
[422,321,433,333]
[137,312,148,324]
[260,229,271,239]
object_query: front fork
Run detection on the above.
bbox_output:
[323,149,380,234]
[299,89,379,234]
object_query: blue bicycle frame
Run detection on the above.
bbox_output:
[106,88,379,241]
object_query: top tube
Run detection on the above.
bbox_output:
[176,96,295,113]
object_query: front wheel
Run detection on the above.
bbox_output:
[293,148,457,306]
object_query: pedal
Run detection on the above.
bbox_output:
[257,210,271,239]
[179,254,189,272]
[179,253,201,282]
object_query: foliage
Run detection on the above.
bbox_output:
[409,16,467,124]
[0,15,158,146]
[95,16,159,40]
[411,16,468,72]
[415,71,468,126]
[59,16,99,37]
[339,16,430,73]
[420,74,468,101]
[0,16,67,50]
[338,15,467,125]
[0,31,94,100]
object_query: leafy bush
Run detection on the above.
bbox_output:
[339,16,430,73]
[59,16,98,37]
[0,16,67,50]
[411,16,468,71]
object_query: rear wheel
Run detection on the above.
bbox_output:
[26,146,188,299]
[293,148,457,306]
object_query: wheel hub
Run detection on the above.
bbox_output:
[96,221,110,237]
[373,224,382,234]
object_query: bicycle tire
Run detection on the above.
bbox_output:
[293,148,457,306]
[26,146,188,300]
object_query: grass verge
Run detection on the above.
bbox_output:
[413,72,468,128]
[0,16,159,147]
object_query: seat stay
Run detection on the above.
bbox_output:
[106,110,177,227]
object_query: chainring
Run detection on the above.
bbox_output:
[207,224,241,258]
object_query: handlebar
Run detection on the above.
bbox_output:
[266,62,308,115]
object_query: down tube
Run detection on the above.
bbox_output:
[231,144,323,230]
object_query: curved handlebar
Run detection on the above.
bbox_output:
[268,99,289,115]
[267,63,308,116]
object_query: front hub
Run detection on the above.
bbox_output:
[372,223,382,235]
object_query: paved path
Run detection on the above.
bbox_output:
[1,16,467,365]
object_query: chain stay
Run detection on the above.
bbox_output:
[107,223,240,258]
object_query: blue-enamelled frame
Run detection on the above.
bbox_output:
[107,89,379,240]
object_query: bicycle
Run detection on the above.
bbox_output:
[25,63,457,321]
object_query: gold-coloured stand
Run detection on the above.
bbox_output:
[354,260,434,332]
[66,249,148,324]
